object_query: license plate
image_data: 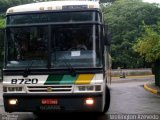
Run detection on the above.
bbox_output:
[41,99,58,105]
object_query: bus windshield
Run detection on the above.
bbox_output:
[6,13,102,69]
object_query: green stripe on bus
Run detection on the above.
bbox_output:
[44,75,63,85]
[59,75,78,84]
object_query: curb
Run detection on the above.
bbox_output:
[144,84,160,95]
[112,75,154,79]
[111,75,154,84]
[112,79,149,84]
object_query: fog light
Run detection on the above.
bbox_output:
[85,98,94,105]
[9,99,18,105]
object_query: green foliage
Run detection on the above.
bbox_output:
[0,14,5,46]
[103,0,160,68]
[100,0,117,3]
[0,0,53,13]
[0,18,5,29]
[0,13,5,28]
[134,22,160,87]
[0,28,4,68]
[133,23,160,62]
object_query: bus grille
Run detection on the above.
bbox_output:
[27,85,73,93]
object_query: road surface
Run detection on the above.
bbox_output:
[0,77,160,120]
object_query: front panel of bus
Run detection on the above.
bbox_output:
[3,9,107,112]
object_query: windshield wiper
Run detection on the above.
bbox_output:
[60,55,77,77]
[23,60,33,77]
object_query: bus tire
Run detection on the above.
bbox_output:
[103,86,110,113]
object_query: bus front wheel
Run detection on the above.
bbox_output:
[103,86,110,113]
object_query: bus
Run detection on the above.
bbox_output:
[3,0,111,114]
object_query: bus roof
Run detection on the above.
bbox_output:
[6,1,100,14]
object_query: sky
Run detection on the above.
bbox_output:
[143,0,160,4]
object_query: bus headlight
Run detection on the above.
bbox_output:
[79,86,94,91]
[3,86,25,92]
[74,85,102,92]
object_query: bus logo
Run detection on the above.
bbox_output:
[47,87,52,92]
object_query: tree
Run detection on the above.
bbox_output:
[103,0,160,69]
[0,0,53,13]
[133,23,160,86]
[133,23,160,62]
[0,28,4,68]
[100,0,117,3]
[0,13,5,29]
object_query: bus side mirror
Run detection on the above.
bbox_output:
[0,28,5,76]
[0,69,2,82]
[104,24,111,46]
[104,32,111,46]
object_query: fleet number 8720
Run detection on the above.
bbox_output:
[11,78,38,84]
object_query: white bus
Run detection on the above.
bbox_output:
[3,0,111,114]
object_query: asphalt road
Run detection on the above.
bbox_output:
[0,77,160,120]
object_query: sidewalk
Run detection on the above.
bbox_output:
[144,82,160,95]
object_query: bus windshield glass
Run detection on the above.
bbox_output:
[6,11,102,69]
[6,27,48,68]
[51,25,101,68]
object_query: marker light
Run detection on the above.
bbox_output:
[9,99,18,105]
[39,7,44,10]
[48,7,52,10]
[88,5,95,8]
[85,98,94,105]
[8,9,14,13]
[56,6,62,10]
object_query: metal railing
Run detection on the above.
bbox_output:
[112,68,152,78]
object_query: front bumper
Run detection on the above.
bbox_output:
[3,93,103,113]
